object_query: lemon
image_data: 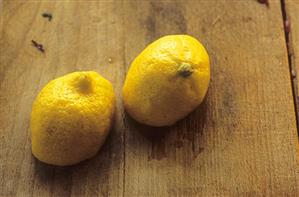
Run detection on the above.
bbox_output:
[123,35,210,127]
[30,71,115,166]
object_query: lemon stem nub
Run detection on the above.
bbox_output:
[178,63,193,77]
[77,74,92,93]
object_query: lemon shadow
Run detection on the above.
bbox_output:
[124,96,209,161]
[33,120,122,196]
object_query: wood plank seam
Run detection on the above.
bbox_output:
[122,1,126,196]
[281,0,299,134]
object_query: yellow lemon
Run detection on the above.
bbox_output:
[123,35,210,127]
[30,71,115,166]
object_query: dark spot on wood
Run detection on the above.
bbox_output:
[173,139,184,148]
[144,15,156,41]
[175,97,208,159]
[242,16,253,23]
[156,2,187,33]
[124,111,170,161]
[223,88,234,115]
[139,126,169,161]
[257,0,269,7]
[31,40,45,53]
[220,84,239,135]
[150,135,167,161]
[143,2,187,42]
[42,12,52,21]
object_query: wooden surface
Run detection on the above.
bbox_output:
[1,0,298,196]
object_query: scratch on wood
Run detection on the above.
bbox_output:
[212,16,221,26]
[31,40,45,53]
[257,0,269,7]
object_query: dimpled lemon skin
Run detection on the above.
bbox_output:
[31,71,115,166]
[123,35,210,127]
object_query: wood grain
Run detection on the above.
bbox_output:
[0,0,298,197]
[0,1,125,197]
[123,0,299,196]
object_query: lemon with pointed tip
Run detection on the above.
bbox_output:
[30,71,115,166]
[123,35,210,126]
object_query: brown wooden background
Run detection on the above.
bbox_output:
[1,0,299,196]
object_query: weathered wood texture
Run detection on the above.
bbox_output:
[0,1,125,197]
[285,0,299,122]
[0,0,298,196]
[122,0,299,196]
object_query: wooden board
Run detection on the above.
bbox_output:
[1,0,298,196]
[0,1,125,197]
[123,0,299,196]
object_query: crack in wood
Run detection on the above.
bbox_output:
[280,0,299,134]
